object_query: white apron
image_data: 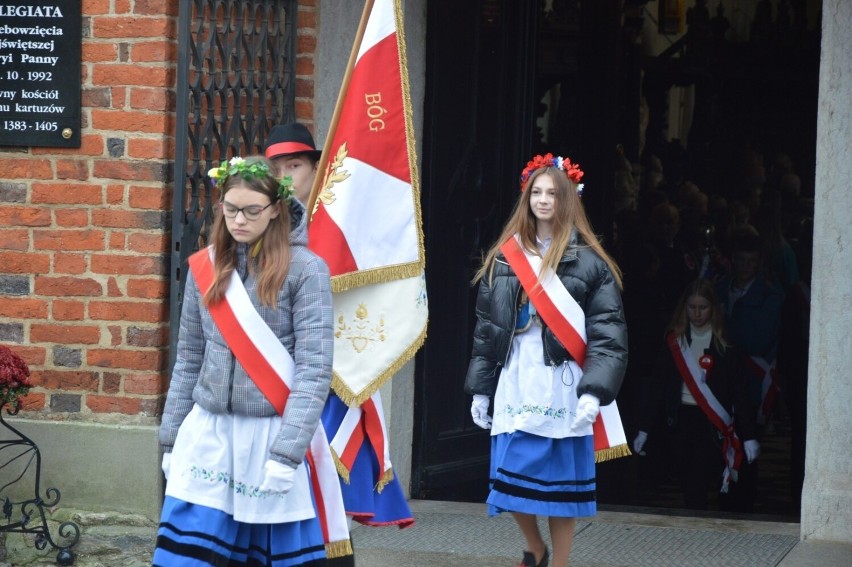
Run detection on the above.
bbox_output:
[491,318,590,439]
[166,405,315,525]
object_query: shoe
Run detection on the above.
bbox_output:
[518,546,549,567]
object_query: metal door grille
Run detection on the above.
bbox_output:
[168,0,297,368]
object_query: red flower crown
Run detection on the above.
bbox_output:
[519,153,585,195]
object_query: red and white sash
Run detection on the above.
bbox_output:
[666,332,743,492]
[329,393,394,490]
[188,248,352,558]
[499,235,630,462]
[745,356,779,425]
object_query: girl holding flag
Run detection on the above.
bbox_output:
[155,156,348,566]
[632,279,760,510]
[465,154,628,567]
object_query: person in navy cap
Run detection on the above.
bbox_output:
[264,123,322,206]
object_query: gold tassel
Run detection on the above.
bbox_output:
[329,447,352,484]
[374,468,395,493]
[330,262,423,293]
[594,443,632,463]
[325,539,354,559]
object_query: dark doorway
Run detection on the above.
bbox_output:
[412,0,623,501]
[412,0,815,523]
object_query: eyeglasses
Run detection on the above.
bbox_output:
[220,201,273,220]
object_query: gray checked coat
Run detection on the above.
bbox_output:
[159,202,333,469]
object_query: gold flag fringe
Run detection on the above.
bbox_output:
[331,322,428,407]
[374,467,395,493]
[325,539,354,559]
[329,446,352,484]
[594,443,632,463]
[330,262,423,293]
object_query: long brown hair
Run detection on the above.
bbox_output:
[668,279,728,351]
[473,167,623,288]
[203,156,292,307]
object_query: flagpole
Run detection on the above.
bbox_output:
[306,0,376,220]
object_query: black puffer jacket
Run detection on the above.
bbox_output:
[464,233,628,405]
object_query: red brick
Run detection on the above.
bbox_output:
[53,253,89,275]
[82,42,118,63]
[32,184,102,205]
[295,77,314,98]
[19,392,46,411]
[34,276,103,297]
[127,233,169,255]
[88,300,167,323]
[32,370,100,391]
[129,186,170,209]
[295,100,313,122]
[0,229,29,251]
[0,298,48,318]
[82,87,112,108]
[107,276,123,297]
[135,0,179,16]
[87,348,165,371]
[55,160,90,181]
[55,209,90,227]
[113,0,130,13]
[33,230,106,251]
[90,254,165,276]
[8,159,52,179]
[92,64,174,88]
[131,41,177,63]
[128,137,173,159]
[111,86,127,107]
[102,372,121,394]
[107,184,125,204]
[93,160,168,182]
[93,17,174,39]
[86,395,144,415]
[127,325,168,347]
[83,0,110,13]
[109,325,122,346]
[296,56,315,75]
[0,207,52,227]
[124,372,167,395]
[129,87,175,113]
[127,277,168,299]
[92,209,167,229]
[30,323,100,344]
[43,135,106,157]
[53,300,85,321]
[91,109,170,134]
[11,345,46,366]
[0,252,50,273]
[109,232,126,249]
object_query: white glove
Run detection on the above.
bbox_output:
[569,394,601,434]
[259,460,298,494]
[161,452,171,480]
[743,439,761,464]
[633,431,648,456]
[471,394,492,429]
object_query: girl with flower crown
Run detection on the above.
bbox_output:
[465,154,628,567]
[154,156,344,566]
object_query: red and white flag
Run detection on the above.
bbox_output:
[308,0,427,485]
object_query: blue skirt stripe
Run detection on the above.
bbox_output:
[153,496,327,566]
[487,431,596,518]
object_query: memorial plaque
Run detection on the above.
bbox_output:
[0,1,81,148]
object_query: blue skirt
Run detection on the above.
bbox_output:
[321,395,414,528]
[153,496,327,566]
[487,431,596,518]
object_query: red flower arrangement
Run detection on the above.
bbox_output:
[0,344,33,410]
[519,153,585,194]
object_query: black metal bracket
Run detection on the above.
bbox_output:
[0,402,79,566]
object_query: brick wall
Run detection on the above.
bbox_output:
[0,0,318,422]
